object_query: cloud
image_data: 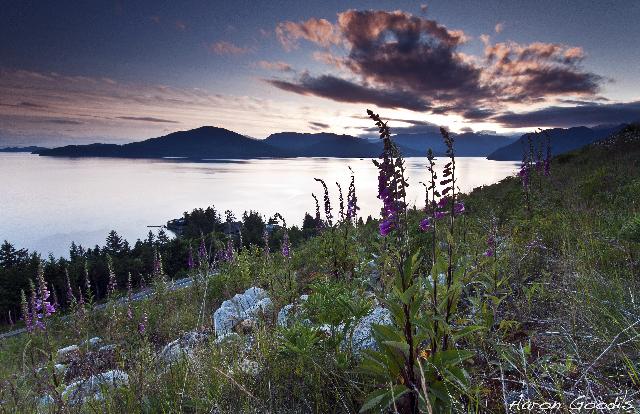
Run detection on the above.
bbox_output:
[309,121,329,130]
[116,116,179,124]
[493,101,640,127]
[483,41,601,101]
[41,119,83,125]
[267,73,430,111]
[276,18,341,50]
[209,41,251,55]
[0,67,341,144]
[269,10,605,122]
[149,15,161,24]
[494,22,504,33]
[256,60,293,72]
[175,20,187,31]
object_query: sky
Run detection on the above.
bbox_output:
[1,0,639,146]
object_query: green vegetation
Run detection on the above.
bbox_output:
[0,121,638,413]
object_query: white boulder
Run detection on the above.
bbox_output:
[56,345,79,364]
[347,307,393,355]
[159,331,209,364]
[212,287,272,336]
[62,370,129,405]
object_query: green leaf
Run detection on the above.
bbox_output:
[451,325,485,342]
[382,340,410,357]
[432,349,474,367]
[359,385,409,413]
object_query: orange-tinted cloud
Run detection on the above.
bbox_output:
[256,60,293,72]
[275,17,340,50]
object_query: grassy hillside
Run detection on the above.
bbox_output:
[1,124,638,413]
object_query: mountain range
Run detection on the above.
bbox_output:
[0,146,48,153]
[34,123,627,161]
[486,124,625,160]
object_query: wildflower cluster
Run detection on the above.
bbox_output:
[313,178,333,227]
[346,166,359,222]
[21,265,56,332]
[368,109,408,237]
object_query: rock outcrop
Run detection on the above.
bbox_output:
[212,287,272,336]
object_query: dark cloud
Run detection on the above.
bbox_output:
[267,74,430,111]
[19,101,47,109]
[271,10,606,122]
[116,116,179,123]
[42,119,83,125]
[484,42,602,102]
[493,101,640,128]
[309,121,329,130]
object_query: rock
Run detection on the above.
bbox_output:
[277,304,295,327]
[64,345,117,383]
[54,363,66,375]
[276,295,309,327]
[213,332,242,346]
[62,370,129,405]
[56,345,79,364]
[317,324,334,338]
[212,287,271,336]
[159,330,210,364]
[366,259,381,289]
[238,359,260,376]
[98,344,116,353]
[347,307,393,355]
[81,337,102,350]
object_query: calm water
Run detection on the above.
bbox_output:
[0,153,519,257]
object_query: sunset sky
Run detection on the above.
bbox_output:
[1,0,639,146]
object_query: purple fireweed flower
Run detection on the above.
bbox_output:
[218,240,235,263]
[138,312,147,334]
[107,259,117,296]
[65,273,75,304]
[519,155,530,189]
[544,158,551,176]
[484,235,496,257]
[419,217,433,232]
[198,239,207,262]
[77,289,85,319]
[153,252,162,276]
[346,167,359,221]
[126,273,133,320]
[263,230,270,256]
[34,267,55,329]
[434,210,447,220]
[336,182,345,222]
[454,202,465,216]
[314,178,333,226]
[379,218,395,236]
[20,290,32,332]
[187,247,195,270]
[281,231,291,258]
[437,197,449,209]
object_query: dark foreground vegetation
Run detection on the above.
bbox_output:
[0,116,639,413]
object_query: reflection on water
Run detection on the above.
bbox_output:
[0,153,519,257]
